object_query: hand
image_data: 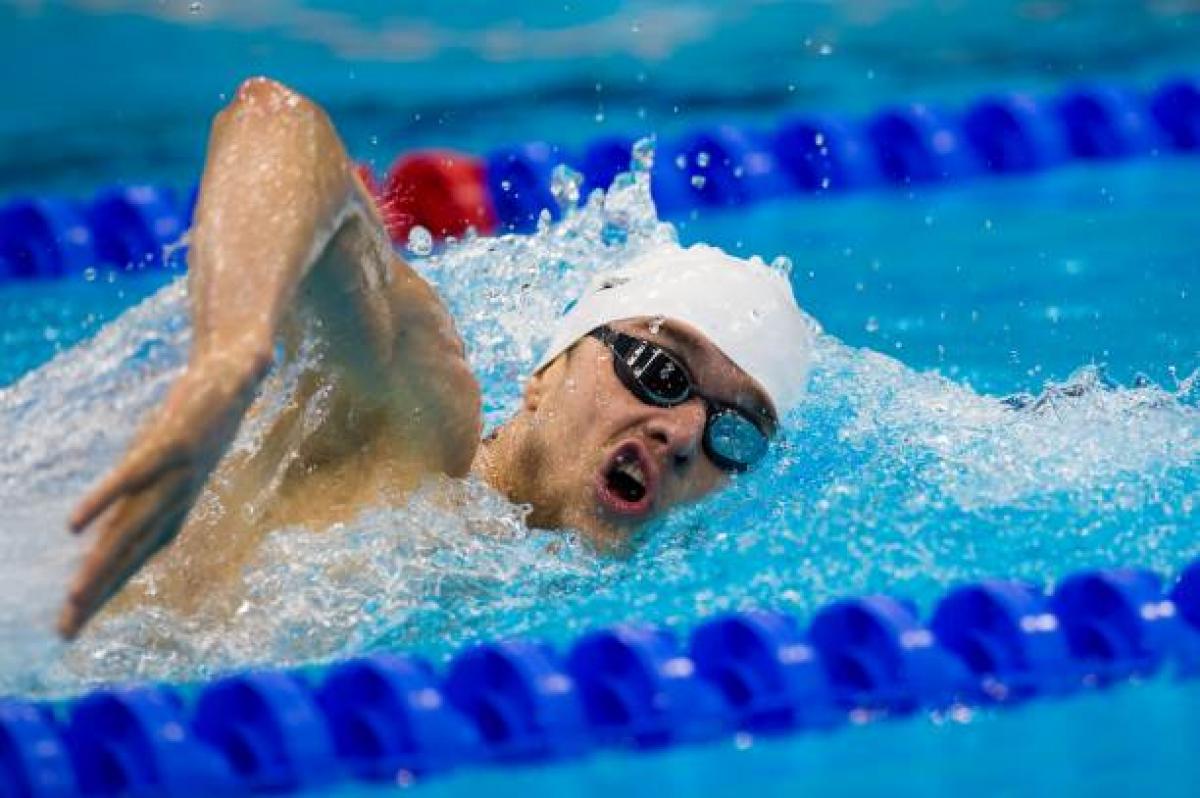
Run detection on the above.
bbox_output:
[59,353,268,639]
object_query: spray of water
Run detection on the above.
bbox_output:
[0,142,1197,696]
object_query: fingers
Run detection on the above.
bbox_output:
[69,441,182,533]
[58,472,191,639]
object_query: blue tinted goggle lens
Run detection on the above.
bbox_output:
[704,409,770,471]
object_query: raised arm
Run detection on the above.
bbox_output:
[60,77,480,637]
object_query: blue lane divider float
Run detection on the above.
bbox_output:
[6,559,1200,795]
[64,685,241,797]
[0,186,187,282]
[2,76,1198,275]
[482,73,1200,231]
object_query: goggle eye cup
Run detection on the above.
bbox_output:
[704,410,770,472]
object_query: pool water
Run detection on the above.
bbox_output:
[1,1,1199,794]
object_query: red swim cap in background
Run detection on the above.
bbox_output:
[379,150,497,243]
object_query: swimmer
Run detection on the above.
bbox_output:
[58,77,813,638]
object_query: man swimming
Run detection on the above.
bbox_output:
[58,77,813,638]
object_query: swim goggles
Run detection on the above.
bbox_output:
[587,325,775,472]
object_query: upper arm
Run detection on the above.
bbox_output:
[195,76,481,481]
[291,193,482,478]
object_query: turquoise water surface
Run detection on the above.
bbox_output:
[1,2,1199,795]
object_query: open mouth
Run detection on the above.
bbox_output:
[595,442,656,517]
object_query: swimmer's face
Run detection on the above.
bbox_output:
[515,317,777,550]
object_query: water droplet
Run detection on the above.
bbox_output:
[631,137,656,172]
[865,316,880,333]
[771,255,793,276]
[695,151,710,168]
[550,164,583,211]
[500,179,512,192]
[690,175,707,189]
[814,132,825,147]
[818,43,833,56]
[188,1,202,12]
[674,154,687,170]
[406,226,433,257]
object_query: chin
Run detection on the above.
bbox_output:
[564,509,641,556]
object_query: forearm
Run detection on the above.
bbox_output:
[186,77,381,376]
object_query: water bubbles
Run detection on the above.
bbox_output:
[601,221,629,247]
[695,151,711,168]
[406,225,434,257]
[770,255,794,277]
[550,164,583,212]
[674,154,687,170]
[690,175,707,190]
[630,136,656,173]
[865,316,880,333]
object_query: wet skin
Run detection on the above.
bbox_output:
[60,77,773,637]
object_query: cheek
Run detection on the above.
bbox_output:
[683,468,728,502]
[558,369,624,432]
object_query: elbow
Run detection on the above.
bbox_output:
[217,76,331,135]
[231,76,308,112]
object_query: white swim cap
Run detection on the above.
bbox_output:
[536,242,815,413]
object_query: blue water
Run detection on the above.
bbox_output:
[1,2,1199,795]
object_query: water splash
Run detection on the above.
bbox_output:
[0,147,1197,696]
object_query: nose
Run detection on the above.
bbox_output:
[645,400,706,470]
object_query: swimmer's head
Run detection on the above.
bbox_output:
[487,242,816,549]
